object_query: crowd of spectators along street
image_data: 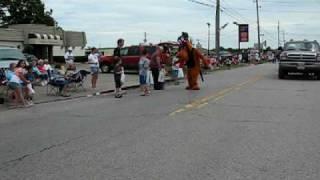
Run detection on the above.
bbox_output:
[4,58,53,107]
[1,37,283,108]
[2,53,89,108]
[1,38,196,107]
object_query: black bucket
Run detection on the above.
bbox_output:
[0,98,4,104]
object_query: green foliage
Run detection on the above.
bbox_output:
[0,0,56,26]
[22,45,34,54]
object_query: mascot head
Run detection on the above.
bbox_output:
[177,32,193,62]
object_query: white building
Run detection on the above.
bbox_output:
[0,24,87,62]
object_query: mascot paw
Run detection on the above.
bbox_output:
[191,87,200,90]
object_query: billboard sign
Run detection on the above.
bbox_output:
[239,24,249,42]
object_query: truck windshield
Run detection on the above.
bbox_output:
[0,49,25,61]
[285,42,318,52]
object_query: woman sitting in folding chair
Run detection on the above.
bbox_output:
[6,63,30,107]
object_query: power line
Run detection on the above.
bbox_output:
[187,0,215,8]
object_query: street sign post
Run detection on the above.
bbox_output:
[237,24,249,61]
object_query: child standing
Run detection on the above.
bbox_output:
[139,49,151,96]
[113,39,125,98]
[25,65,36,100]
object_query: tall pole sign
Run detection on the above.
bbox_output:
[239,24,249,43]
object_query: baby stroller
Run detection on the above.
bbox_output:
[68,70,90,91]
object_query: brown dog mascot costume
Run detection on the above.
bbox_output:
[176,32,208,90]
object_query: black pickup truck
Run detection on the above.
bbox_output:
[279,40,320,79]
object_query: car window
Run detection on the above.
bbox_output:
[128,46,139,56]
[0,49,25,61]
[145,46,157,55]
[285,42,318,52]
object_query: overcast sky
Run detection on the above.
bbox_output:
[43,0,320,48]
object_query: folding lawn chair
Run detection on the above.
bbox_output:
[46,70,67,96]
[68,70,90,91]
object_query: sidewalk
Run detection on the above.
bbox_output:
[0,63,251,111]
[0,63,143,110]
[0,72,140,107]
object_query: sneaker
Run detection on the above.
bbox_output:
[27,101,34,106]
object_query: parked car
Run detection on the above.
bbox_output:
[99,45,157,73]
[24,53,38,63]
[0,47,26,69]
[278,40,320,79]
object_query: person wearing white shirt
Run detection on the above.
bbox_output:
[88,47,100,89]
[64,47,75,69]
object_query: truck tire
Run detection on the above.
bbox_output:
[316,72,320,80]
[100,65,111,73]
[278,68,285,79]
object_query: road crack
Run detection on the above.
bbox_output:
[0,135,85,170]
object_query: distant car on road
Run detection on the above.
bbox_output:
[278,40,320,79]
[0,47,26,69]
[99,45,157,73]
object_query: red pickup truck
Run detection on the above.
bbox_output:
[99,45,157,73]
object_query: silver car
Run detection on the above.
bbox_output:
[0,47,26,69]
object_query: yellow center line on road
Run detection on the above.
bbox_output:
[169,75,263,116]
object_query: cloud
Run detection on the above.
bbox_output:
[44,0,320,48]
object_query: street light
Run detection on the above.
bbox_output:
[220,23,229,30]
[207,22,210,56]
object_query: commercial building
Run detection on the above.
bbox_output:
[0,24,87,62]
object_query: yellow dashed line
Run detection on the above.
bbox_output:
[169,108,186,116]
[196,102,209,109]
[169,74,263,116]
[214,95,225,102]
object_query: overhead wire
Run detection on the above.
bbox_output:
[188,0,279,46]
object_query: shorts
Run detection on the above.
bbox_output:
[90,67,99,75]
[114,74,122,88]
[8,82,22,90]
[139,74,147,85]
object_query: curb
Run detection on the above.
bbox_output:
[33,84,141,105]
[32,63,256,105]
[34,79,175,105]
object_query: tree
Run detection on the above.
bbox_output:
[0,0,56,26]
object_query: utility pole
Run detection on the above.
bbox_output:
[215,0,220,61]
[208,23,210,56]
[282,31,286,46]
[277,21,280,47]
[255,0,261,58]
[144,32,147,43]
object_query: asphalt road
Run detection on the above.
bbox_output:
[1,63,320,180]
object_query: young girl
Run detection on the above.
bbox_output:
[37,59,49,86]
[139,49,151,96]
[25,65,36,100]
